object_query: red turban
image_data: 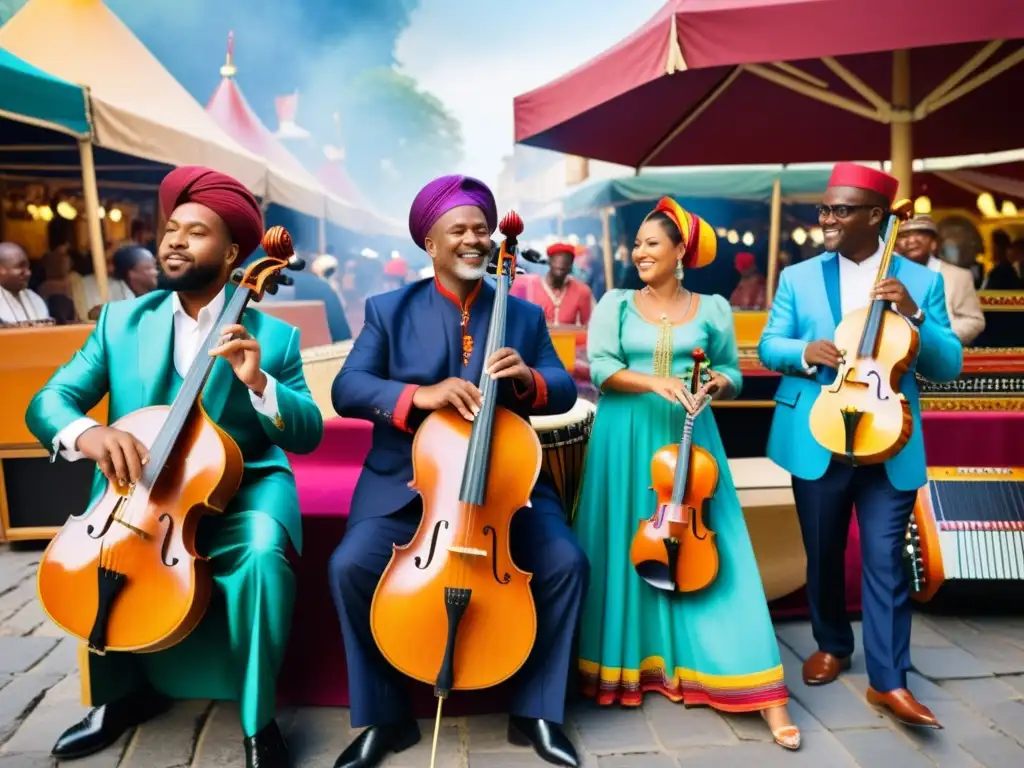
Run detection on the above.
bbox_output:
[827,162,898,204]
[408,175,497,250]
[546,242,576,259]
[159,166,264,259]
[734,251,755,273]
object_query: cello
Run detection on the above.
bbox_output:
[808,199,916,464]
[630,348,719,593]
[369,212,540,767]
[36,227,303,654]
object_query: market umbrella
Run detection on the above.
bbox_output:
[514,0,1023,196]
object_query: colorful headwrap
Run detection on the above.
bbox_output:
[408,174,497,250]
[546,242,576,259]
[827,162,899,205]
[734,251,756,273]
[648,197,716,269]
[159,166,264,260]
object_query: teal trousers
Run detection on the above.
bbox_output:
[83,509,296,737]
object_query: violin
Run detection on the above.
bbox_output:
[36,227,303,654]
[629,349,719,593]
[369,212,540,767]
[809,199,916,464]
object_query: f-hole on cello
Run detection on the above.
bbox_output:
[808,199,916,464]
[629,349,719,593]
[368,212,541,768]
[36,227,304,656]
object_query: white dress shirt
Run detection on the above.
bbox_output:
[801,239,914,372]
[926,256,942,273]
[53,287,280,460]
[0,286,49,324]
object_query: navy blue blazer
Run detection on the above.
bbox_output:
[332,277,577,523]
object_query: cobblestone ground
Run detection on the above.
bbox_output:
[3,543,1024,767]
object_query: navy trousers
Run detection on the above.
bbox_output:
[328,499,589,728]
[792,461,917,693]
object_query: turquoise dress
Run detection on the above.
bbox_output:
[574,289,788,712]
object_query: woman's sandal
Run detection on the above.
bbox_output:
[761,710,801,750]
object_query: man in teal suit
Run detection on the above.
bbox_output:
[758,163,962,729]
[25,166,323,767]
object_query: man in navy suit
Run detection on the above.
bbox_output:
[328,175,588,768]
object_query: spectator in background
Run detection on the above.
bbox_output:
[982,229,1021,290]
[729,251,767,309]
[130,217,157,253]
[113,245,159,298]
[510,242,594,326]
[0,242,50,325]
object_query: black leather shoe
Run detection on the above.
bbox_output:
[333,721,420,768]
[245,719,290,768]
[508,717,579,767]
[51,689,171,760]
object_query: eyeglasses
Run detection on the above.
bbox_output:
[816,204,876,219]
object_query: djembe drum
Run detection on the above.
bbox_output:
[530,398,596,523]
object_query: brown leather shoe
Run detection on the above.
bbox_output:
[866,687,942,729]
[802,651,851,685]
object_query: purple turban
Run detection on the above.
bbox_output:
[408,175,497,250]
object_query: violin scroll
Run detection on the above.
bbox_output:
[493,211,524,281]
[890,199,914,222]
[232,226,304,299]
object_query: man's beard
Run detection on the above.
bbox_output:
[452,256,488,282]
[156,261,223,293]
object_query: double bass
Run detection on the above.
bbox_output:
[369,213,541,766]
[629,348,719,593]
[808,199,916,464]
[36,228,303,654]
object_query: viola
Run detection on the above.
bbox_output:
[36,228,303,654]
[809,199,916,464]
[629,348,719,593]
[368,212,540,767]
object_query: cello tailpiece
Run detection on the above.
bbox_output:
[434,586,471,698]
[840,407,863,461]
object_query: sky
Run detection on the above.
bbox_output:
[395,0,665,189]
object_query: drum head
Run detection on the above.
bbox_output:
[531,397,596,432]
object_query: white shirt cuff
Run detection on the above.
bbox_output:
[799,345,818,375]
[53,417,101,462]
[249,371,280,420]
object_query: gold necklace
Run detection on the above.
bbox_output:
[642,287,691,378]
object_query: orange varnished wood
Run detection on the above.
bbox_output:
[0,325,108,448]
[909,482,945,603]
[36,405,243,652]
[370,406,540,690]
[630,443,720,592]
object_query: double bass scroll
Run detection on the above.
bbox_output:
[36,228,304,656]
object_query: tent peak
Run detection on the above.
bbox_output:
[220,30,237,79]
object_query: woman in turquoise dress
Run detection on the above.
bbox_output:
[574,197,800,750]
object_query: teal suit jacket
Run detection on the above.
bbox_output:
[24,288,323,552]
[757,253,963,492]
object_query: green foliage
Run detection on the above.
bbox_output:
[339,67,464,217]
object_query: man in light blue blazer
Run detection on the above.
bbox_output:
[758,163,962,729]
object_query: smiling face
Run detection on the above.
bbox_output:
[819,185,887,256]
[633,215,684,286]
[902,229,937,264]
[424,205,492,283]
[0,243,31,293]
[157,202,238,293]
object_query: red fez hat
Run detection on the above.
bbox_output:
[546,242,576,259]
[827,162,899,204]
[734,251,755,272]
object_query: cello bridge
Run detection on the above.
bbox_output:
[448,546,487,557]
